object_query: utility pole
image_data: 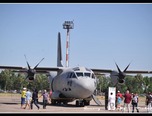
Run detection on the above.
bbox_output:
[63,21,74,67]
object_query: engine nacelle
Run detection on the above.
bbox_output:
[26,74,36,82]
[110,71,125,85]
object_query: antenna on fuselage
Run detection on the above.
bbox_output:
[63,20,74,67]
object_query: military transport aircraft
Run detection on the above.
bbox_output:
[0,32,152,107]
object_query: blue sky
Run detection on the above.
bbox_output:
[0,3,152,76]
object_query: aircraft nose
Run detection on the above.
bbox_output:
[74,78,96,98]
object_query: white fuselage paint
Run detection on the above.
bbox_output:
[49,66,97,100]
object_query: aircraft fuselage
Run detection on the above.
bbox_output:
[49,66,97,102]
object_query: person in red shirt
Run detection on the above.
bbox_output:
[122,90,132,113]
[116,90,123,110]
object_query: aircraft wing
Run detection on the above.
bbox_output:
[35,67,61,72]
[0,66,26,70]
[91,68,152,74]
[91,68,113,74]
[0,66,62,72]
[125,70,152,74]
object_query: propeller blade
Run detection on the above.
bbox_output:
[24,55,31,70]
[115,62,122,73]
[34,58,44,69]
[123,63,131,72]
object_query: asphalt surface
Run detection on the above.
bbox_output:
[0,94,151,114]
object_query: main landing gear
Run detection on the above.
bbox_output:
[75,99,90,107]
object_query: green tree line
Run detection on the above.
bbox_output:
[96,74,152,94]
[0,69,152,94]
[0,69,49,92]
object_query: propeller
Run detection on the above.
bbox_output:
[24,55,44,81]
[114,62,131,84]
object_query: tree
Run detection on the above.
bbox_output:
[96,75,111,93]
[0,69,49,92]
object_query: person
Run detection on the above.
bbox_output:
[105,88,108,110]
[108,92,115,110]
[122,90,132,113]
[30,89,40,110]
[116,90,123,111]
[146,92,152,113]
[24,89,32,110]
[48,90,52,104]
[131,93,139,113]
[35,89,39,103]
[21,87,27,109]
[39,90,49,109]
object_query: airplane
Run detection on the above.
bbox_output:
[0,32,152,107]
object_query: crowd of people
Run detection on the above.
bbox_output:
[20,87,152,113]
[20,87,52,110]
[105,88,152,113]
[113,89,152,113]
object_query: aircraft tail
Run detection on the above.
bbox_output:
[57,32,63,67]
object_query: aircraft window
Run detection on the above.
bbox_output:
[73,67,80,71]
[72,73,77,78]
[76,72,83,77]
[84,73,91,77]
[69,73,73,78]
[92,73,95,79]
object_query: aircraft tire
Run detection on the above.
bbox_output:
[84,100,90,105]
[76,100,80,107]
[80,102,85,107]
[63,101,68,105]
[51,99,56,105]
[76,100,85,107]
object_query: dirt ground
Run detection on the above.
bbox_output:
[0,93,151,114]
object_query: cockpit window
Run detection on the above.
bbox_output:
[72,73,77,78]
[92,73,95,79]
[84,73,91,77]
[74,72,95,79]
[67,72,77,78]
[73,67,80,71]
[76,72,83,77]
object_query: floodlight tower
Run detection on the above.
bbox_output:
[63,21,74,67]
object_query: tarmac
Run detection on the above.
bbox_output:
[0,94,151,114]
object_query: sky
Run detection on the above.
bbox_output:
[0,3,152,76]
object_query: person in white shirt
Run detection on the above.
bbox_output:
[24,89,32,109]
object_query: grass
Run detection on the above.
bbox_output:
[0,93,21,97]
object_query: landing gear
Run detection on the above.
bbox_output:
[63,101,68,105]
[75,99,90,107]
[76,100,84,107]
[83,100,90,105]
[51,99,68,105]
[51,99,57,105]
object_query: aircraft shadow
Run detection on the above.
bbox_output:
[1,102,19,105]
[38,101,105,108]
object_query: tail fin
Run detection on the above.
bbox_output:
[57,32,63,67]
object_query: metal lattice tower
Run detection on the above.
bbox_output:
[63,21,74,67]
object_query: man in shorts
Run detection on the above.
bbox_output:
[21,87,27,109]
